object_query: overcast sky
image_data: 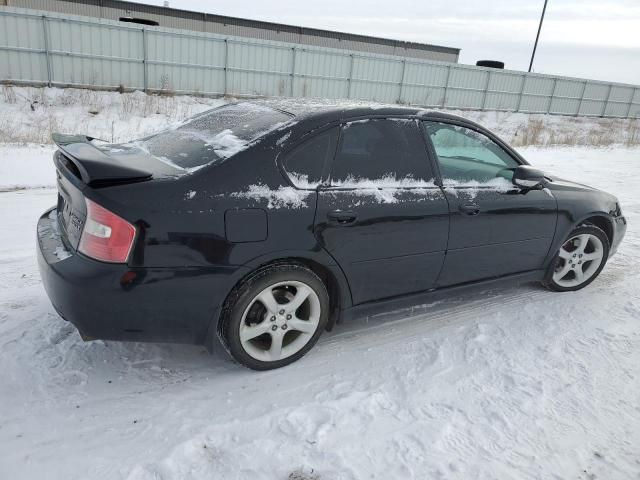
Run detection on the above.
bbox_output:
[140,0,640,85]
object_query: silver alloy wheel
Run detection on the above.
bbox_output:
[239,280,321,362]
[552,233,604,288]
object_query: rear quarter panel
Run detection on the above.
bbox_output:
[93,130,323,271]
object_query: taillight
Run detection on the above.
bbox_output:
[78,198,136,263]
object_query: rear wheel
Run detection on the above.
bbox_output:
[219,263,329,370]
[544,225,609,292]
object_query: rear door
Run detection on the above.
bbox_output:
[314,118,450,305]
[423,121,557,286]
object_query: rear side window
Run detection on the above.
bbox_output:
[330,119,433,185]
[138,103,292,170]
[282,128,338,189]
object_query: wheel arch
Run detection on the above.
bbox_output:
[204,251,352,352]
[543,211,614,272]
[577,214,614,246]
[543,221,612,292]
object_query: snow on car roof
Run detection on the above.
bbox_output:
[251,97,424,116]
[246,98,475,129]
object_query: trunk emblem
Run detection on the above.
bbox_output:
[69,211,83,232]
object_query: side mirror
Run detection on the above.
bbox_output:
[512,165,545,189]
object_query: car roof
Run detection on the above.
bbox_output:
[241,98,527,165]
[245,98,472,126]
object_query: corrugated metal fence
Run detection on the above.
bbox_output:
[4,0,460,62]
[1,6,639,118]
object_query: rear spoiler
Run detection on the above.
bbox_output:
[52,133,152,187]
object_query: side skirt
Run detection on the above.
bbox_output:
[339,270,546,323]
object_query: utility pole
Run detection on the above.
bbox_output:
[528,0,549,72]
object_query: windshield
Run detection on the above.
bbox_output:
[137,103,293,170]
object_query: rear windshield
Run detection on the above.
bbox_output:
[138,103,292,170]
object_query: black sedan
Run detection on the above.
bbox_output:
[37,100,627,370]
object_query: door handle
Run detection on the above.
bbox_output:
[459,204,481,216]
[327,210,357,224]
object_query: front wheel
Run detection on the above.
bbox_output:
[219,263,330,370]
[543,225,610,292]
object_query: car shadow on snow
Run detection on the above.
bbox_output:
[38,269,628,383]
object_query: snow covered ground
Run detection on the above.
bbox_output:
[1,87,640,479]
[1,144,638,479]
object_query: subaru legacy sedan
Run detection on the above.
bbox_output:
[37,100,626,370]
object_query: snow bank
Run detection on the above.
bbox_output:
[0,86,223,145]
[0,86,637,149]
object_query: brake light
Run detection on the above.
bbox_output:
[78,198,136,263]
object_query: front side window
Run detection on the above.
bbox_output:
[330,119,433,186]
[423,121,519,183]
[282,128,338,189]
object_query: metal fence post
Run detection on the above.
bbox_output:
[142,28,148,92]
[625,88,637,118]
[347,54,354,99]
[41,15,52,87]
[515,74,526,112]
[481,70,491,110]
[290,47,296,97]
[398,59,406,104]
[442,65,452,108]
[546,78,557,113]
[576,80,587,116]
[223,38,228,96]
[600,84,612,117]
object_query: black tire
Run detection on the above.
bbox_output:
[218,263,330,370]
[476,60,505,69]
[543,224,610,292]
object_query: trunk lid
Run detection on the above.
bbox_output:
[51,133,188,187]
[54,154,87,251]
[52,134,180,250]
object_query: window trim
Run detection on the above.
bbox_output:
[275,114,527,192]
[322,115,439,191]
[276,123,340,191]
[420,118,525,188]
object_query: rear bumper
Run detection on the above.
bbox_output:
[37,207,242,344]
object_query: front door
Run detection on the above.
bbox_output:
[314,118,450,305]
[423,121,558,286]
